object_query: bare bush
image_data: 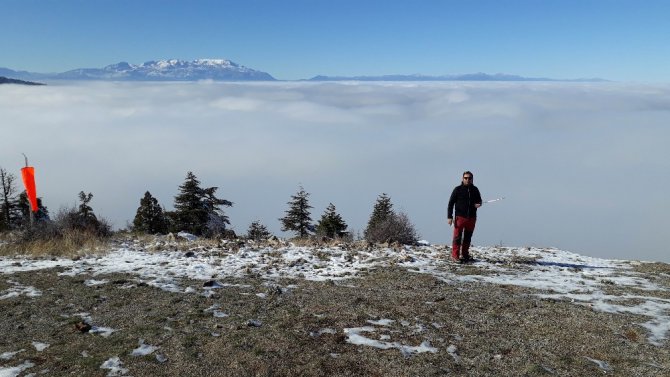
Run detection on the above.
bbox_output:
[0,205,112,257]
[364,211,419,245]
[54,205,112,238]
[19,219,61,243]
[0,228,107,257]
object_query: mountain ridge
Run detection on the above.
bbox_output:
[307,73,607,82]
[0,76,45,85]
[0,60,607,82]
[1,59,275,82]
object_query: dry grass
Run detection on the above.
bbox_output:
[286,236,355,248]
[623,328,641,343]
[633,262,670,275]
[0,229,109,257]
[2,267,668,376]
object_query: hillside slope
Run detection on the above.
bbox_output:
[1,239,668,376]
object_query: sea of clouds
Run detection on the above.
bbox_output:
[1,81,669,262]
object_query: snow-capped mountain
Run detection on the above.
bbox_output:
[1,59,275,81]
[57,59,275,81]
[0,62,606,82]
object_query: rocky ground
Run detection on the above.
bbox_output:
[1,238,669,376]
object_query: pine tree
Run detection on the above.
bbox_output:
[316,203,348,238]
[201,186,233,237]
[17,191,49,227]
[0,168,17,231]
[364,193,394,241]
[78,192,96,222]
[246,220,272,241]
[133,191,168,234]
[172,172,232,236]
[364,193,419,245]
[280,186,313,238]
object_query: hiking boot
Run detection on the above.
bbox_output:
[460,256,474,264]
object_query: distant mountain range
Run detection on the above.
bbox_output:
[0,59,606,82]
[307,73,607,82]
[0,76,45,85]
[0,59,275,82]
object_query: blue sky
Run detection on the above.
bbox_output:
[2,0,670,81]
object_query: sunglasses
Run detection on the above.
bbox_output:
[463,176,472,180]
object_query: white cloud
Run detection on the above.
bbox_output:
[1,81,669,262]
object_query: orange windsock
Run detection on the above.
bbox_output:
[21,166,38,212]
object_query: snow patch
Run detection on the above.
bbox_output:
[585,357,612,372]
[100,357,128,376]
[367,319,394,326]
[131,339,158,356]
[309,328,337,337]
[447,344,460,362]
[0,361,34,377]
[177,232,197,241]
[0,350,24,360]
[90,326,117,337]
[344,326,438,355]
[31,342,49,352]
[84,279,109,286]
[0,280,42,299]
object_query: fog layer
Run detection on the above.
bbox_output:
[2,81,668,262]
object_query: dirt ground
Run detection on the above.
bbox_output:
[1,263,669,377]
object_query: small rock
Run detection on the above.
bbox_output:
[203,280,222,288]
[184,251,196,258]
[247,319,262,327]
[75,321,92,333]
[266,285,282,296]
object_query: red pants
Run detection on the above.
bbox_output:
[452,216,476,259]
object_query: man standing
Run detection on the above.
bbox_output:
[447,171,482,263]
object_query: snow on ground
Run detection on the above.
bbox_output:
[0,280,41,300]
[343,325,438,356]
[0,351,23,361]
[73,312,117,337]
[131,340,158,357]
[340,317,439,355]
[31,342,49,352]
[1,242,669,346]
[0,360,34,377]
[100,356,128,376]
[585,357,613,372]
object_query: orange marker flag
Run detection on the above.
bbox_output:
[21,161,39,213]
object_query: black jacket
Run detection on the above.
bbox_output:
[448,184,482,219]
